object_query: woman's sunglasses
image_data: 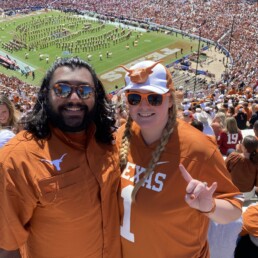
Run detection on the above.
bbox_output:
[125,92,170,106]
[52,83,94,99]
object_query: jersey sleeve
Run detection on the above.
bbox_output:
[191,147,243,210]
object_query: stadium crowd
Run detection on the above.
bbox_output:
[1,0,258,151]
[0,2,257,134]
[50,0,258,88]
[0,72,37,113]
[0,0,257,98]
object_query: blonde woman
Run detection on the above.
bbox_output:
[212,112,226,128]
[211,111,226,141]
[117,60,242,258]
[0,95,19,132]
[217,117,243,156]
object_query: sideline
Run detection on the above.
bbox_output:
[78,14,147,32]
[0,50,35,72]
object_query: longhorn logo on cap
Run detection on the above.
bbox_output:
[120,61,161,84]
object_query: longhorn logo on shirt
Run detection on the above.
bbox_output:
[41,153,67,171]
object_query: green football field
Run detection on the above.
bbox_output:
[0,10,201,93]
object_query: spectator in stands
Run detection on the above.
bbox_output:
[195,109,215,136]
[204,106,215,119]
[190,119,204,132]
[249,104,258,128]
[234,108,248,130]
[0,94,19,132]
[217,117,243,156]
[243,102,252,122]
[16,110,33,133]
[191,118,217,144]
[226,106,235,117]
[2,0,258,95]
[235,204,258,258]
[253,120,258,138]
[181,109,193,123]
[211,112,226,141]
[225,135,258,201]
[212,112,226,128]
[115,102,128,128]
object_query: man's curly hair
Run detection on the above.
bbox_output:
[25,57,116,144]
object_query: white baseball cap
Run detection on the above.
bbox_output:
[121,60,174,94]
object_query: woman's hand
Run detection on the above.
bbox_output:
[179,164,217,212]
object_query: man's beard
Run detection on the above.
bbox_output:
[46,100,96,133]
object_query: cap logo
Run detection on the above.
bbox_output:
[120,61,160,84]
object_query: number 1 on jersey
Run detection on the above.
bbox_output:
[120,185,135,242]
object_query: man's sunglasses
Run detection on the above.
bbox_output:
[52,83,94,99]
[125,92,170,106]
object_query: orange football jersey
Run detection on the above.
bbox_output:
[117,119,242,258]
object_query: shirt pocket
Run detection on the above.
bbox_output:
[37,167,96,209]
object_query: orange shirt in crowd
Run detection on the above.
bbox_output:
[241,204,258,237]
[225,152,258,192]
[227,88,237,95]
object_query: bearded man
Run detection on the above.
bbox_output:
[0,57,121,258]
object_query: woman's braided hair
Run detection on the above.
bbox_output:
[119,90,177,202]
